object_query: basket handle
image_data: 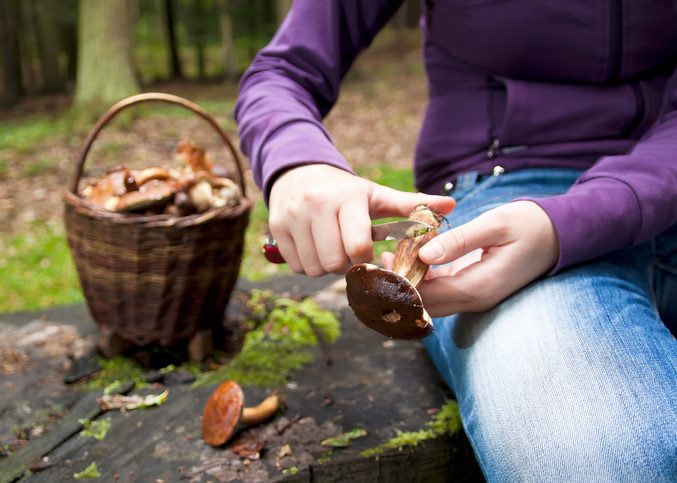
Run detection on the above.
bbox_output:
[70,92,247,197]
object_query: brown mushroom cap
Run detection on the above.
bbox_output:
[82,167,132,208]
[202,380,245,447]
[346,263,433,340]
[116,179,176,212]
[133,167,172,186]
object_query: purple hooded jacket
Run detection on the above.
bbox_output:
[234,0,677,273]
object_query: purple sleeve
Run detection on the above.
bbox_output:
[524,69,677,273]
[234,0,403,200]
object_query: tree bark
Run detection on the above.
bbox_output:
[274,0,292,26]
[217,0,236,81]
[34,0,63,93]
[192,0,207,79]
[394,2,407,51]
[0,0,23,106]
[74,0,140,110]
[163,0,183,78]
[61,0,78,83]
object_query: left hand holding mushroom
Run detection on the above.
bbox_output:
[383,201,559,317]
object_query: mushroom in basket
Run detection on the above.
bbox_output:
[80,141,242,215]
[345,205,442,340]
[81,165,176,212]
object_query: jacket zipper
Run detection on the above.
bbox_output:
[607,0,623,82]
[486,76,501,159]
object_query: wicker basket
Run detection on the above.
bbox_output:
[64,93,252,348]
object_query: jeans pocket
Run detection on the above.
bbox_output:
[452,175,501,205]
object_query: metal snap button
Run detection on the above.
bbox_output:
[443,181,454,194]
[492,165,505,176]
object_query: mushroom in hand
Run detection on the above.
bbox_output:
[345,205,442,340]
[202,380,281,447]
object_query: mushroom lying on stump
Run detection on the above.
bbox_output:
[346,205,442,340]
[202,380,281,447]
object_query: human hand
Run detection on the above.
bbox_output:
[268,164,455,276]
[382,201,559,316]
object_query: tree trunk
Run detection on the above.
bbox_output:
[19,0,40,94]
[274,0,292,26]
[192,0,207,79]
[217,0,236,81]
[247,0,262,61]
[394,2,407,51]
[163,0,183,78]
[35,0,63,93]
[0,0,23,106]
[74,0,140,110]
[406,0,421,28]
[61,0,78,83]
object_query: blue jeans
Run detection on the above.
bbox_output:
[424,168,677,482]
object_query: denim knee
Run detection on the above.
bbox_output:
[424,266,677,481]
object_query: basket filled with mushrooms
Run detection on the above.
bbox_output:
[63,93,252,359]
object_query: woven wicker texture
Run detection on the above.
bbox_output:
[64,93,251,346]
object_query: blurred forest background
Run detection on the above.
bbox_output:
[0,0,426,313]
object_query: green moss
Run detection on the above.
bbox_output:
[316,451,333,465]
[73,461,101,479]
[321,428,368,448]
[159,361,202,376]
[82,356,147,391]
[194,290,341,388]
[79,417,112,441]
[360,401,461,457]
[282,466,299,476]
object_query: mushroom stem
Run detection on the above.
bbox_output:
[390,205,441,287]
[241,394,281,426]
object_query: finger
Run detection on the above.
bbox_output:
[272,230,303,273]
[338,197,374,264]
[423,263,455,280]
[311,210,350,274]
[418,214,504,265]
[418,254,507,314]
[369,184,455,219]
[288,223,325,277]
[380,251,394,270]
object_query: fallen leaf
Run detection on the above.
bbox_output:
[229,429,266,460]
[321,428,367,448]
[73,461,101,479]
[27,456,51,472]
[79,417,112,441]
[103,381,123,395]
[98,389,169,411]
[278,444,292,458]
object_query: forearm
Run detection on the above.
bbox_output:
[234,0,403,199]
[523,73,677,273]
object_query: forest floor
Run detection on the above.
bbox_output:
[0,32,428,313]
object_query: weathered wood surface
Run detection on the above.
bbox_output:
[0,275,483,482]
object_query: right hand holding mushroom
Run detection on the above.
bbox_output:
[383,200,559,317]
[268,164,455,277]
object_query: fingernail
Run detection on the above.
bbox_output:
[419,241,444,261]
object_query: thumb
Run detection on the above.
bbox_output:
[369,184,455,219]
[419,213,503,265]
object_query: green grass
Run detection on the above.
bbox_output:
[359,165,416,259]
[0,161,414,313]
[21,157,59,177]
[0,222,82,313]
[0,118,68,153]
